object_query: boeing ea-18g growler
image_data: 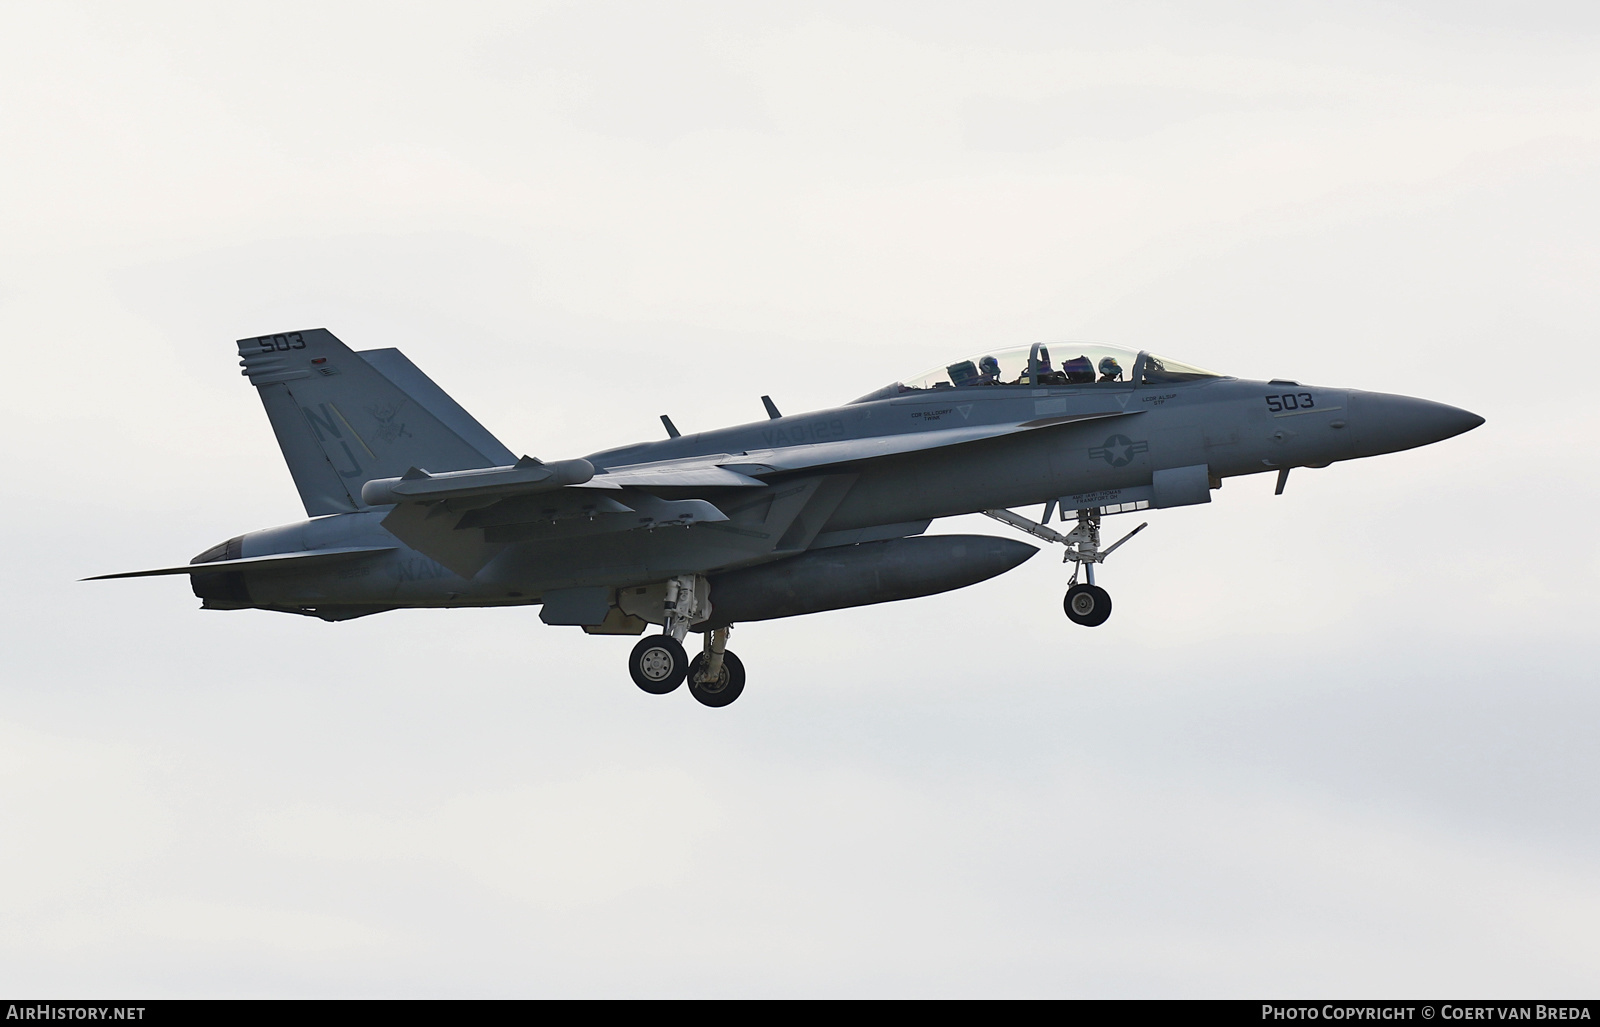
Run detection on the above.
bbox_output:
[91,331,1483,707]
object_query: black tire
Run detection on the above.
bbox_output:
[1063,584,1112,627]
[629,635,688,694]
[687,650,746,708]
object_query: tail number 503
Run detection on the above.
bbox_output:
[254,333,306,353]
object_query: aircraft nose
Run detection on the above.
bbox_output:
[1349,391,1485,458]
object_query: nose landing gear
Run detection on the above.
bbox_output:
[983,506,1146,627]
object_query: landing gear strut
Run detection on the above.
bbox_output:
[983,506,1147,628]
[627,573,703,695]
[688,627,745,708]
[626,575,746,705]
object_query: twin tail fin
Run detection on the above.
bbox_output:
[238,329,516,516]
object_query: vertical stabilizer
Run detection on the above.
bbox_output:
[238,329,514,516]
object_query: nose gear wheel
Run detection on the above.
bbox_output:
[984,506,1146,628]
[1064,583,1112,626]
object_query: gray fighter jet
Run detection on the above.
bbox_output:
[91,330,1482,707]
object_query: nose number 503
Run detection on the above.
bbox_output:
[1265,393,1314,412]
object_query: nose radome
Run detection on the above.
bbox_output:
[1349,391,1485,458]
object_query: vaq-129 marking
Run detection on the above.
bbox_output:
[91,331,1483,707]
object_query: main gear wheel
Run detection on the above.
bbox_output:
[629,634,688,694]
[687,650,745,708]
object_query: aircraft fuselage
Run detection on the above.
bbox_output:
[212,373,1479,617]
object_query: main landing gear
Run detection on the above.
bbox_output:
[629,629,745,706]
[627,574,746,707]
[629,634,688,693]
[983,506,1147,628]
[688,632,744,708]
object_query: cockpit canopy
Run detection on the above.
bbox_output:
[888,343,1221,395]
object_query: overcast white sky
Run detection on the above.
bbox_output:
[2,0,1598,998]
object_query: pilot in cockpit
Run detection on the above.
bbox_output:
[1061,355,1095,384]
[974,355,1001,385]
[1098,356,1123,382]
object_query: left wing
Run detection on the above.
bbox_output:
[359,409,1136,501]
[362,408,1138,577]
[577,408,1140,485]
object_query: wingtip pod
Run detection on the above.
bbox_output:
[359,458,595,506]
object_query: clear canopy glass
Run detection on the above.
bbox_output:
[1138,352,1221,385]
[889,343,1221,393]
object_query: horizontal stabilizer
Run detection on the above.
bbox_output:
[84,546,395,580]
